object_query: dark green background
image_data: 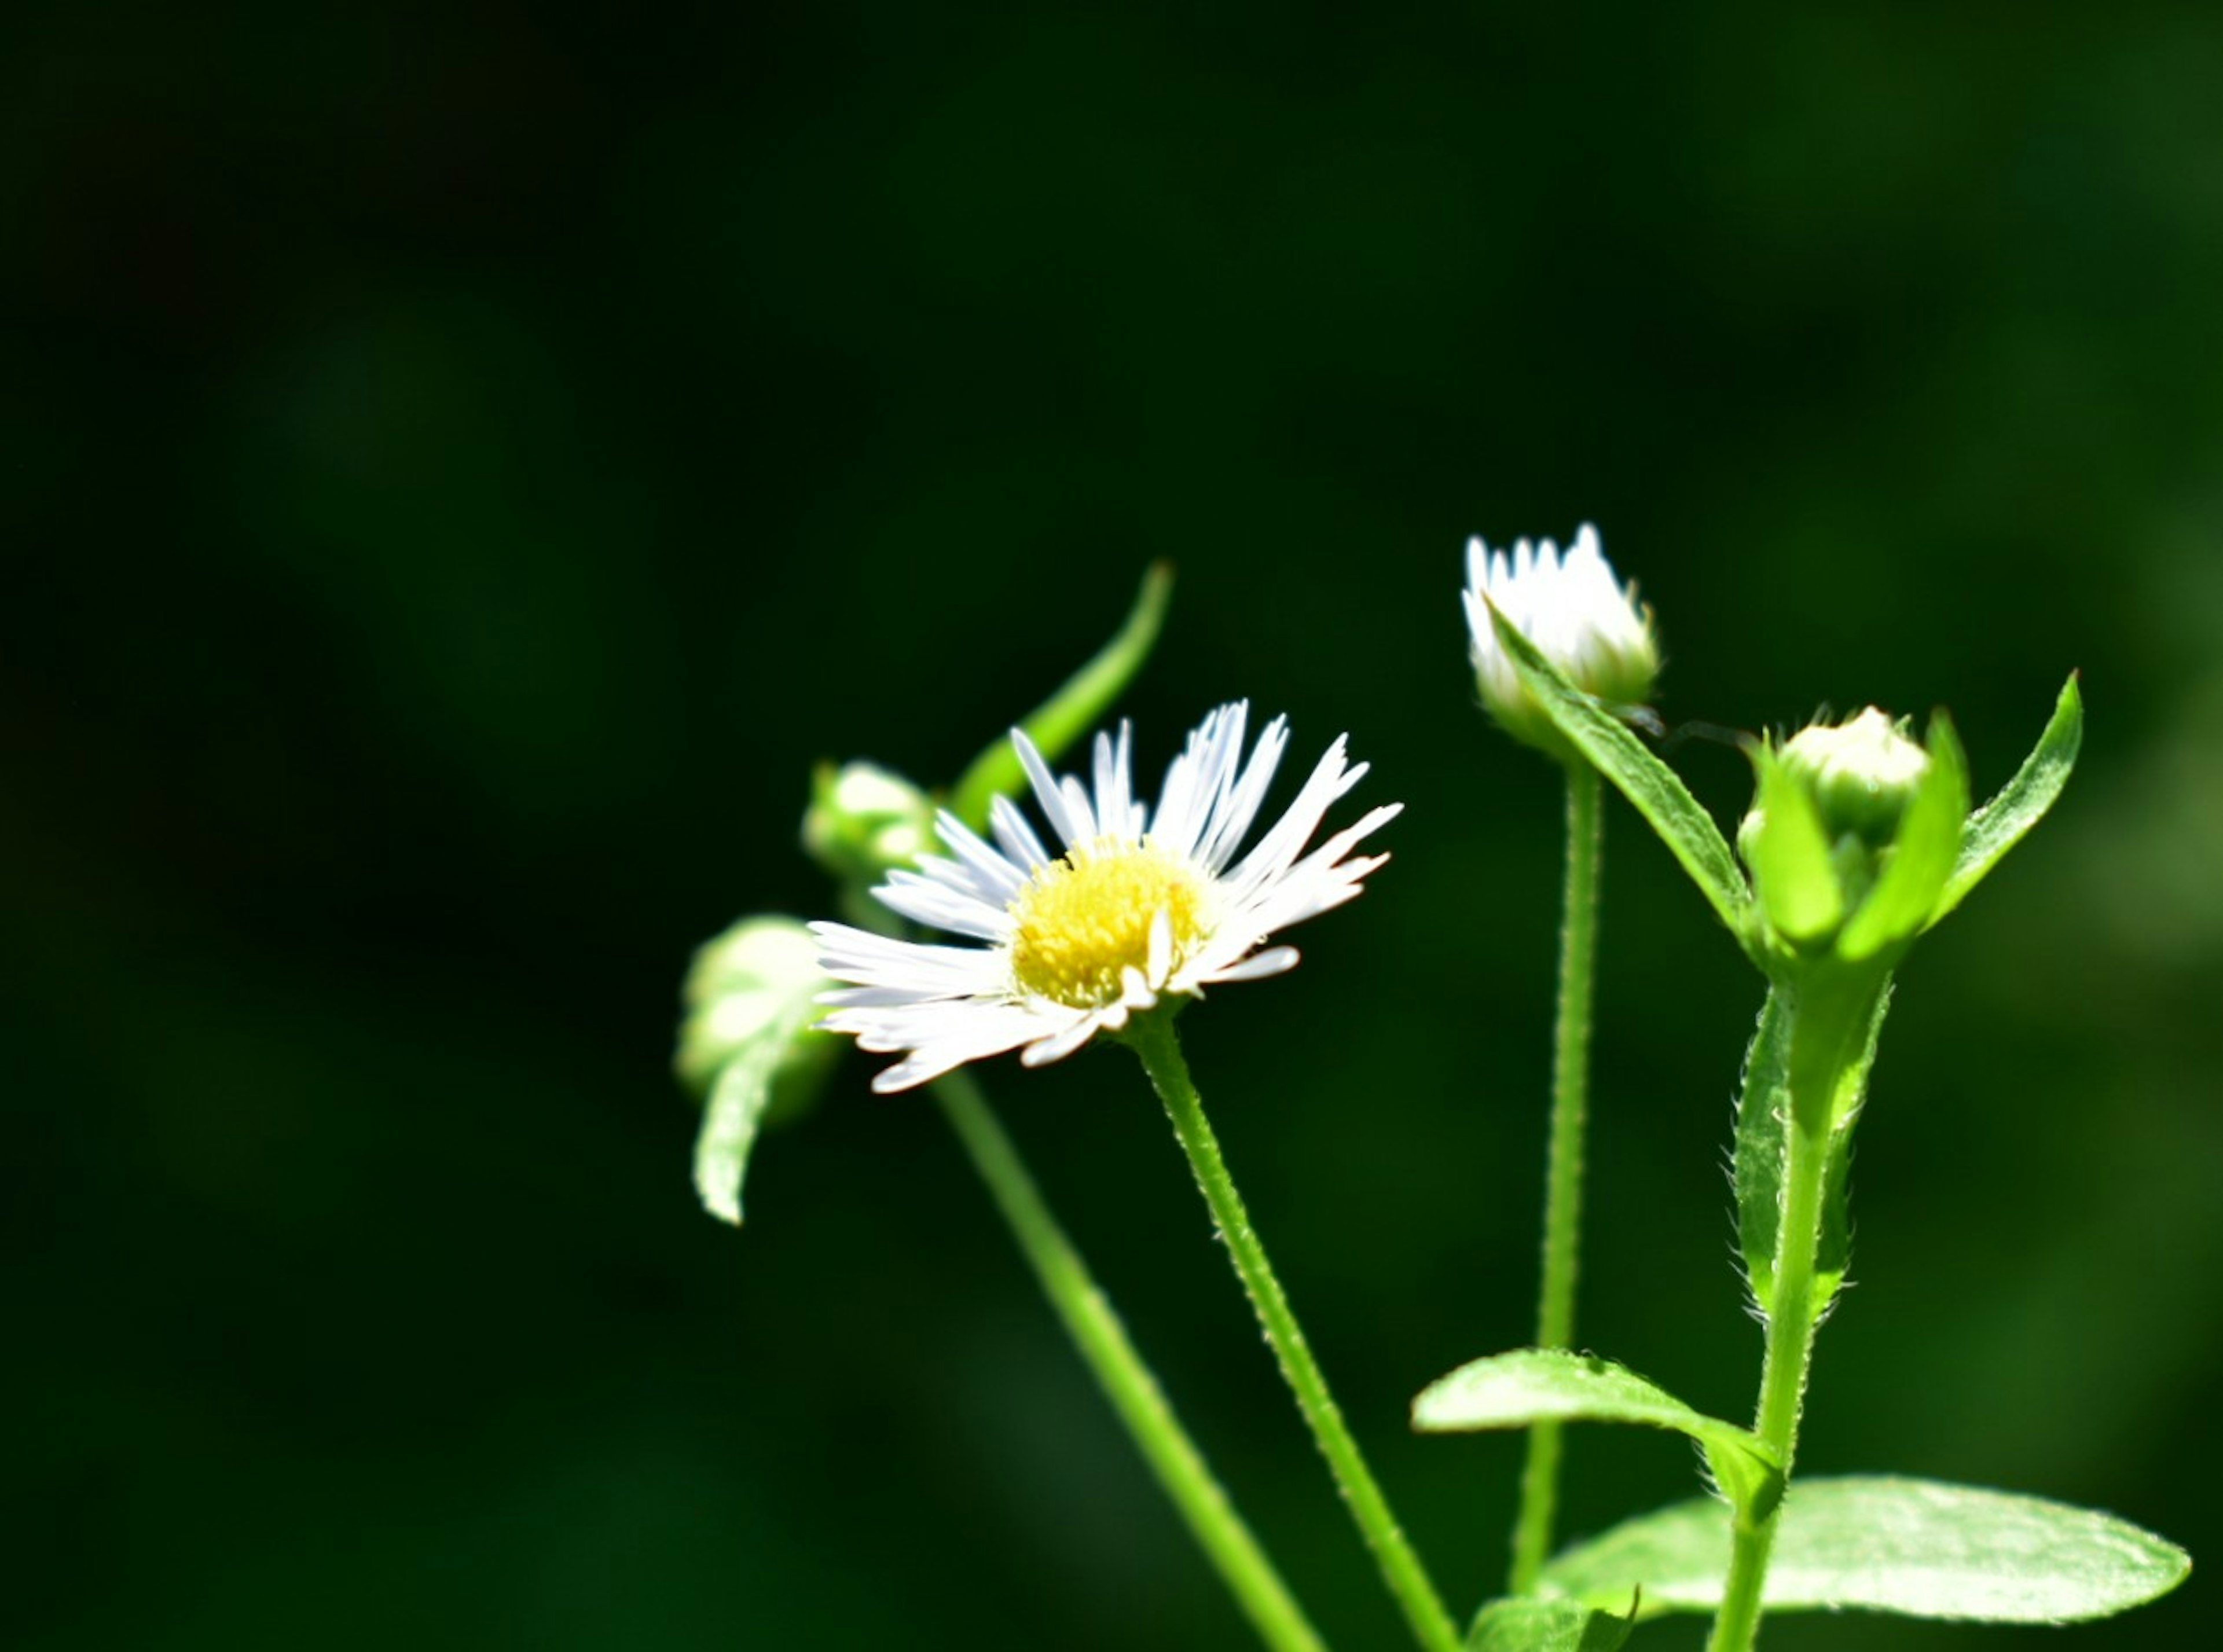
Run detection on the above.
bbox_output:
[9,3,2220,1647]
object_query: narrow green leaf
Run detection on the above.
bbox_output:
[1541,1476,2191,1624]
[1746,745,1843,945]
[1933,672,2083,923]
[1468,1597,1635,1651]
[1485,601,1751,934]
[948,561,1175,831]
[1732,987,1792,1311]
[1414,1350,1780,1523]
[1837,713,1968,961]
[676,917,838,1225]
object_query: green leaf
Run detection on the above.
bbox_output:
[948,561,1174,831]
[1736,983,1891,1320]
[1933,671,2082,923]
[1732,987,1792,1311]
[1413,1350,1781,1523]
[1837,713,1968,961]
[1540,1476,2191,1624]
[1468,1597,1635,1651]
[1745,744,1843,945]
[676,917,838,1225]
[1485,601,1751,935]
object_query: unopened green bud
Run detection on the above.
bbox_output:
[1778,708,1930,851]
[802,761,937,882]
[1738,706,1968,966]
[675,916,837,1108]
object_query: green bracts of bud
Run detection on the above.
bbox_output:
[802,761,938,883]
[1738,708,1969,965]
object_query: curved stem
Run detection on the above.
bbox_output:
[1127,1013,1462,1652]
[933,1070,1326,1652]
[1509,761,1604,1595]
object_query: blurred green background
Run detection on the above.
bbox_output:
[8,2,2221,1647]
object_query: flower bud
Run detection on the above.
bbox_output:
[1777,708,1930,851]
[674,916,838,1111]
[1737,707,1967,965]
[1462,524,1660,758]
[802,761,937,882]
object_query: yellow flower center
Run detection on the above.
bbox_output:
[1008,836,1209,1009]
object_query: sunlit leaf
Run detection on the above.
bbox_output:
[948,561,1174,830]
[1414,1349,1780,1523]
[1468,1596,1635,1651]
[1540,1476,2190,1624]
[676,917,838,1225]
[1746,744,1843,945]
[1732,988,1792,1310]
[1838,713,1968,960]
[1932,672,2082,923]
[1484,600,1751,936]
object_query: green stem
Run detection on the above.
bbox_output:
[1127,1013,1463,1652]
[1509,761,1604,1595]
[932,1070,1326,1652]
[1706,975,1879,1652]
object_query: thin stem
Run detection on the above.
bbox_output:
[1127,1013,1463,1652]
[1509,761,1604,1595]
[1706,975,1878,1652]
[932,1070,1326,1652]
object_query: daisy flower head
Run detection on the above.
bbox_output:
[1462,523,1659,758]
[812,704,1402,1093]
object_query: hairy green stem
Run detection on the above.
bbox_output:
[1509,762,1604,1595]
[1127,1012,1462,1652]
[933,1069,1326,1652]
[1707,975,1880,1652]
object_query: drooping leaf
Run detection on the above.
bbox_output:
[1932,672,2082,923]
[1745,744,1843,946]
[1414,1350,1781,1523]
[948,561,1174,831]
[1732,987,1793,1311]
[1485,601,1751,936]
[1837,712,1968,961]
[676,917,838,1225]
[1540,1476,2190,1624]
[1468,1596,1635,1651]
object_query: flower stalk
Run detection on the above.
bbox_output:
[931,1067,1325,1652]
[1128,1010,1463,1652]
[1508,760,1604,1595]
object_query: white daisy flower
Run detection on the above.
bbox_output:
[812,703,1401,1093]
[1462,523,1659,754]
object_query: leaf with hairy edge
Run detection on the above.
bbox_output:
[1732,988,1792,1311]
[1414,1350,1781,1523]
[1540,1477,2191,1624]
[948,561,1175,831]
[1484,601,1751,935]
[1932,673,2082,923]
[1468,1597,1635,1651]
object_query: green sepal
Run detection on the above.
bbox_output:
[1933,671,2083,923]
[1837,713,1968,961]
[675,916,838,1226]
[1413,1349,1782,1526]
[1468,1596,1636,1651]
[1744,745,1844,948]
[1484,601,1751,936]
[947,561,1174,831]
[1539,1476,2190,1624]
